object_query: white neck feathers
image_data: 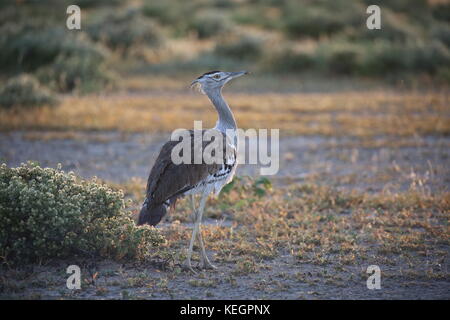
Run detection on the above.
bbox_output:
[206,88,237,136]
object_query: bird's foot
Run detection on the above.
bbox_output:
[182,260,197,274]
[200,257,217,270]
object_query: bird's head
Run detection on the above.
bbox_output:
[191,70,249,94]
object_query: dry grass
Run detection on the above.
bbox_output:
[1,91,448,137]
[108,177,449,277]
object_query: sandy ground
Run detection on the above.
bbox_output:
[1,256,449,300]
[0,131,449,300]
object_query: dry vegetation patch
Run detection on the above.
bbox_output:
[1,91,448,137]
[120,177,449,277]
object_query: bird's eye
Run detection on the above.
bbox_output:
[213,74,220,79]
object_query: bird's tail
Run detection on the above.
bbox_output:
[137,198,168,226]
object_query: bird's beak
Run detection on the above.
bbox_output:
[229,71,249,79]
[190,79,199,88]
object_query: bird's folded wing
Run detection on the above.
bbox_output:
[146,130,234,203]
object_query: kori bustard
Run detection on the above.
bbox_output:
[138,70,248,272]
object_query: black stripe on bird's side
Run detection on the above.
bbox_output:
[213,165,233,178]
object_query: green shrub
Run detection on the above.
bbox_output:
[86,9,164,53]
[231,6,282,29]
[189,11,232,39]
[432,2,450,22]
[317,42,365,75]
[0,163,165,264]
[328,50,361,75]
[0,23,113,93]
[282,0,364,39]
[74,0,122,7]
[142,0,183,25]
[267,38,450,77]
[36,54,116,93]
[407,41,450,74]
[347,8,420,42]
[360,40,450,75]
[283,7,344,39]
[212,0,236,9]
[0,23,107,72]
[0,23,57,71]
[431,24,450,48]
[266,49,315,72]
[0,75,58,109]
[436,67,450,83]
[361,0,429,17]
[215,35,264,60]
[0,1,72,25]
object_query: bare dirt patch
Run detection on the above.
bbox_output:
[1,131,448,192]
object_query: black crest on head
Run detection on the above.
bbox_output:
[197,70,221,79]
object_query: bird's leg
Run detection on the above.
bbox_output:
[197,189,215,269]
[184,190,208,273]
[185,195,198,274]
[194,191,216,270]
[190,195,197,219]
[190,194,214,268]
[197,225,217,270]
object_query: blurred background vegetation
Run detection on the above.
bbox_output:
[0,0,449,108]
[0,0,450,108]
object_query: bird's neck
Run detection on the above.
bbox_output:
[207,88,237,134]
